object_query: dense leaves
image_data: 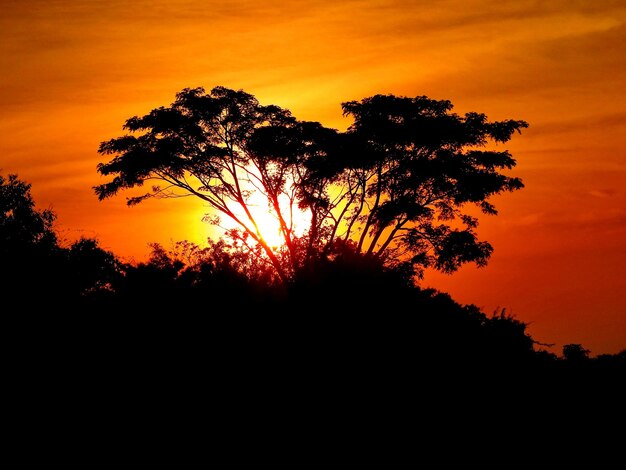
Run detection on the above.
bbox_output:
[0,173,56,250]
[1,173,121,299]
[96,87,528,281]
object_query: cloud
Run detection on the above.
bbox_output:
[588,189,617,198]
[529,112,626,137]
[518,208,626,235]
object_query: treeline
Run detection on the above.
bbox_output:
[1,173,624,379]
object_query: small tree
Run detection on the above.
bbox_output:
[95,87,527,282]
[563,344,591,362]
[0,173,120,298]
[0,173,57,252]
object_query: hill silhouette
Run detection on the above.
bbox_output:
[2,172,624,390]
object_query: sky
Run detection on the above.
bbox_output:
[1,0,625,354]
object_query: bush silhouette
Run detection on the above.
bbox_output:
[1,172,624,387]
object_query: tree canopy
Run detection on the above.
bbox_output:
[95,86,528,282]
[0,173,56,253]
[0,173,120,299]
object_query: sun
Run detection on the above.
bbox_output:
[245,191,310,248]
[212,188,310,249]
[249,206,283,247]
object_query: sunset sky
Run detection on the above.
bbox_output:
[1,0,625,354]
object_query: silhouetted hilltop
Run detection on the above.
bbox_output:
[2,173,624,386]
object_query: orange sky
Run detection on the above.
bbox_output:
[1,0,625,354]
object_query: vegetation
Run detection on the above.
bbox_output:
[0,173,120,300]
[95,87,527,282]
[1,87,622,388]
[1,172,623,381]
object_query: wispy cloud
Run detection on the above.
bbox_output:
[529,112,626,137]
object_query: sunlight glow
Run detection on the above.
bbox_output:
[247,192,310,248]
[216,183,311,249]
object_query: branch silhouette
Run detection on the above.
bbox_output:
[95,86,528,282]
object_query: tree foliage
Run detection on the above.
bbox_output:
[0,173,56,252]
[95,86,528,282]
[0,173,120,298]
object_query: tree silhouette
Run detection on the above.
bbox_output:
[1,173,120,300]
[563,343,591,362]
[1,173,58,297]
[96,86,527,281]
[0,173,56,252]
[64,237,121,296]
[335,95,527,277]
[4,173,625,387]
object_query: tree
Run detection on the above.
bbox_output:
[95,86,527,282]
[65,237,122,295]
[563,344,591,362]
[333,95,527,276]
[0,173,56,253]
[1,173,121,299]
[1,173,58,297]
